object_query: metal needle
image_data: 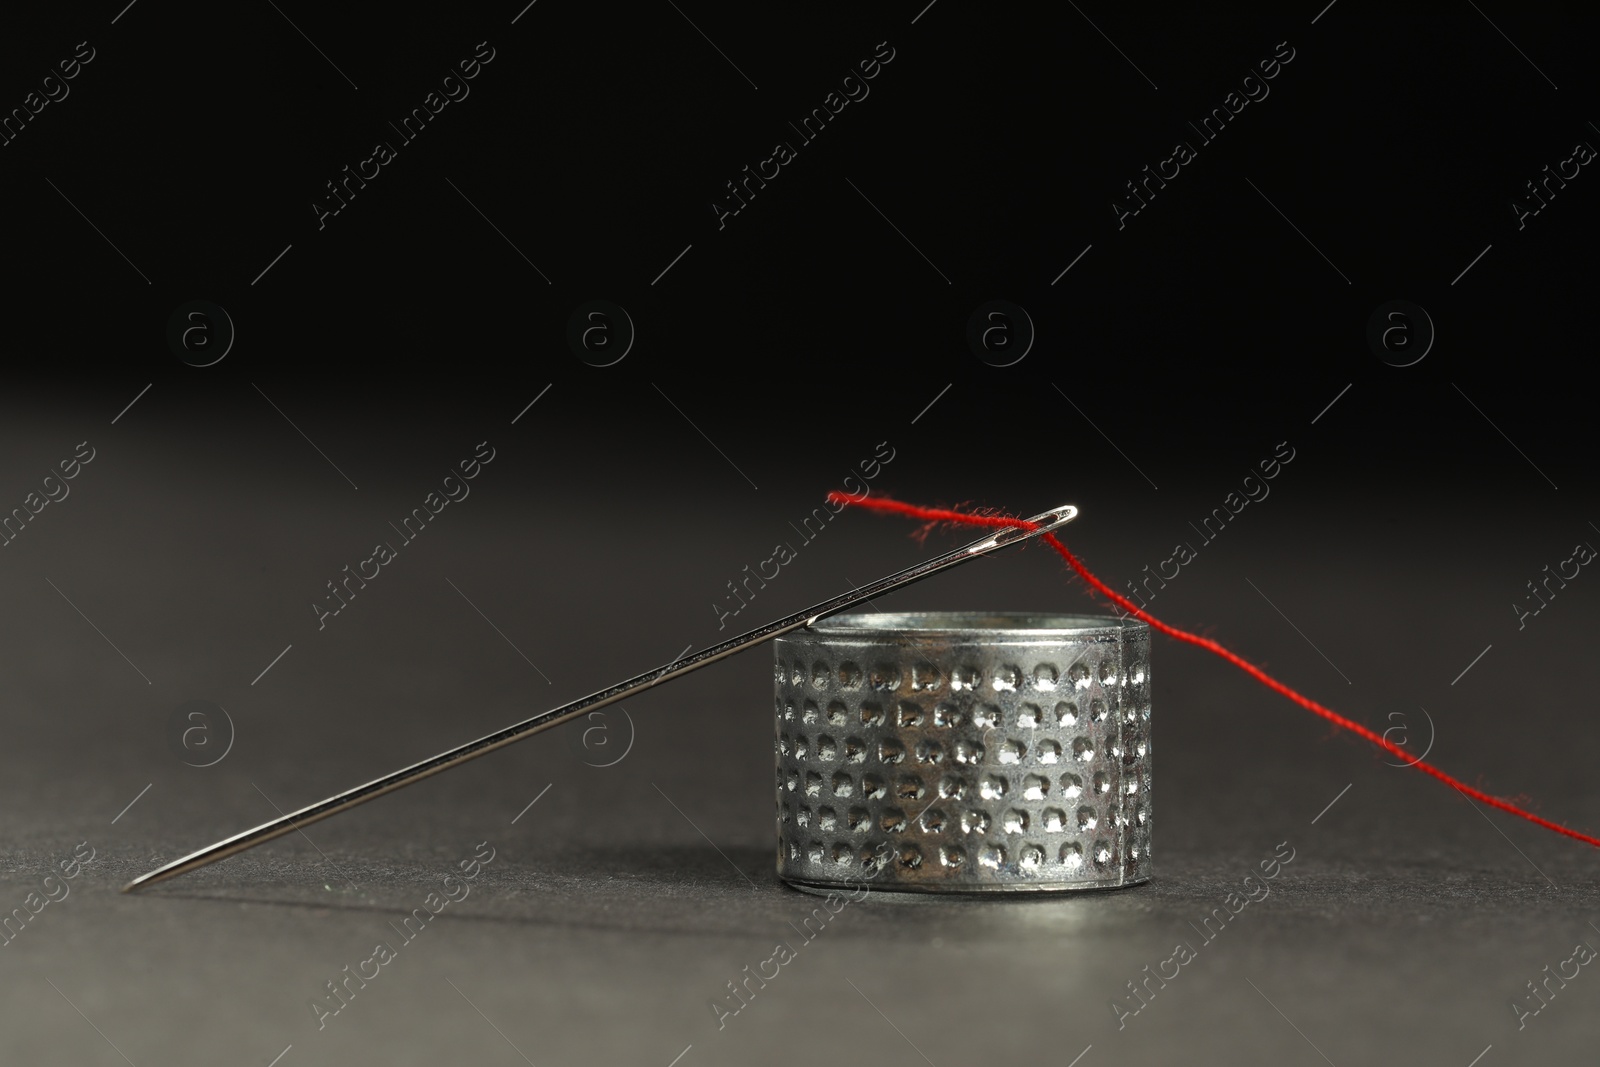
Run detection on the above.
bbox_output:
[123,503,1078,892]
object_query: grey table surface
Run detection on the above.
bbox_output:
[1,413,1595,1067]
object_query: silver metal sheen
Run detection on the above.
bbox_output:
[774,612,1151,893]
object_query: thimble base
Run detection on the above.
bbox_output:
[781,874,1151,898]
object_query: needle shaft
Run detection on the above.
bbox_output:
[123,503,1077,891]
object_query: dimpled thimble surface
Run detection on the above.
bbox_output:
[773,613,1151,893]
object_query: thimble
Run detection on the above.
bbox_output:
[773,613,1151,893]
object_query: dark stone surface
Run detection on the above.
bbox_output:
[2,418,1595,1066]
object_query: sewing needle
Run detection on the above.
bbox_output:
[123,503,1078,891]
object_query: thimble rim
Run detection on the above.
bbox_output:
[800,611,1144,638]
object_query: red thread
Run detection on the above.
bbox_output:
[829,491,1600,851]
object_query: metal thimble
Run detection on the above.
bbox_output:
[773,613,1152,893]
